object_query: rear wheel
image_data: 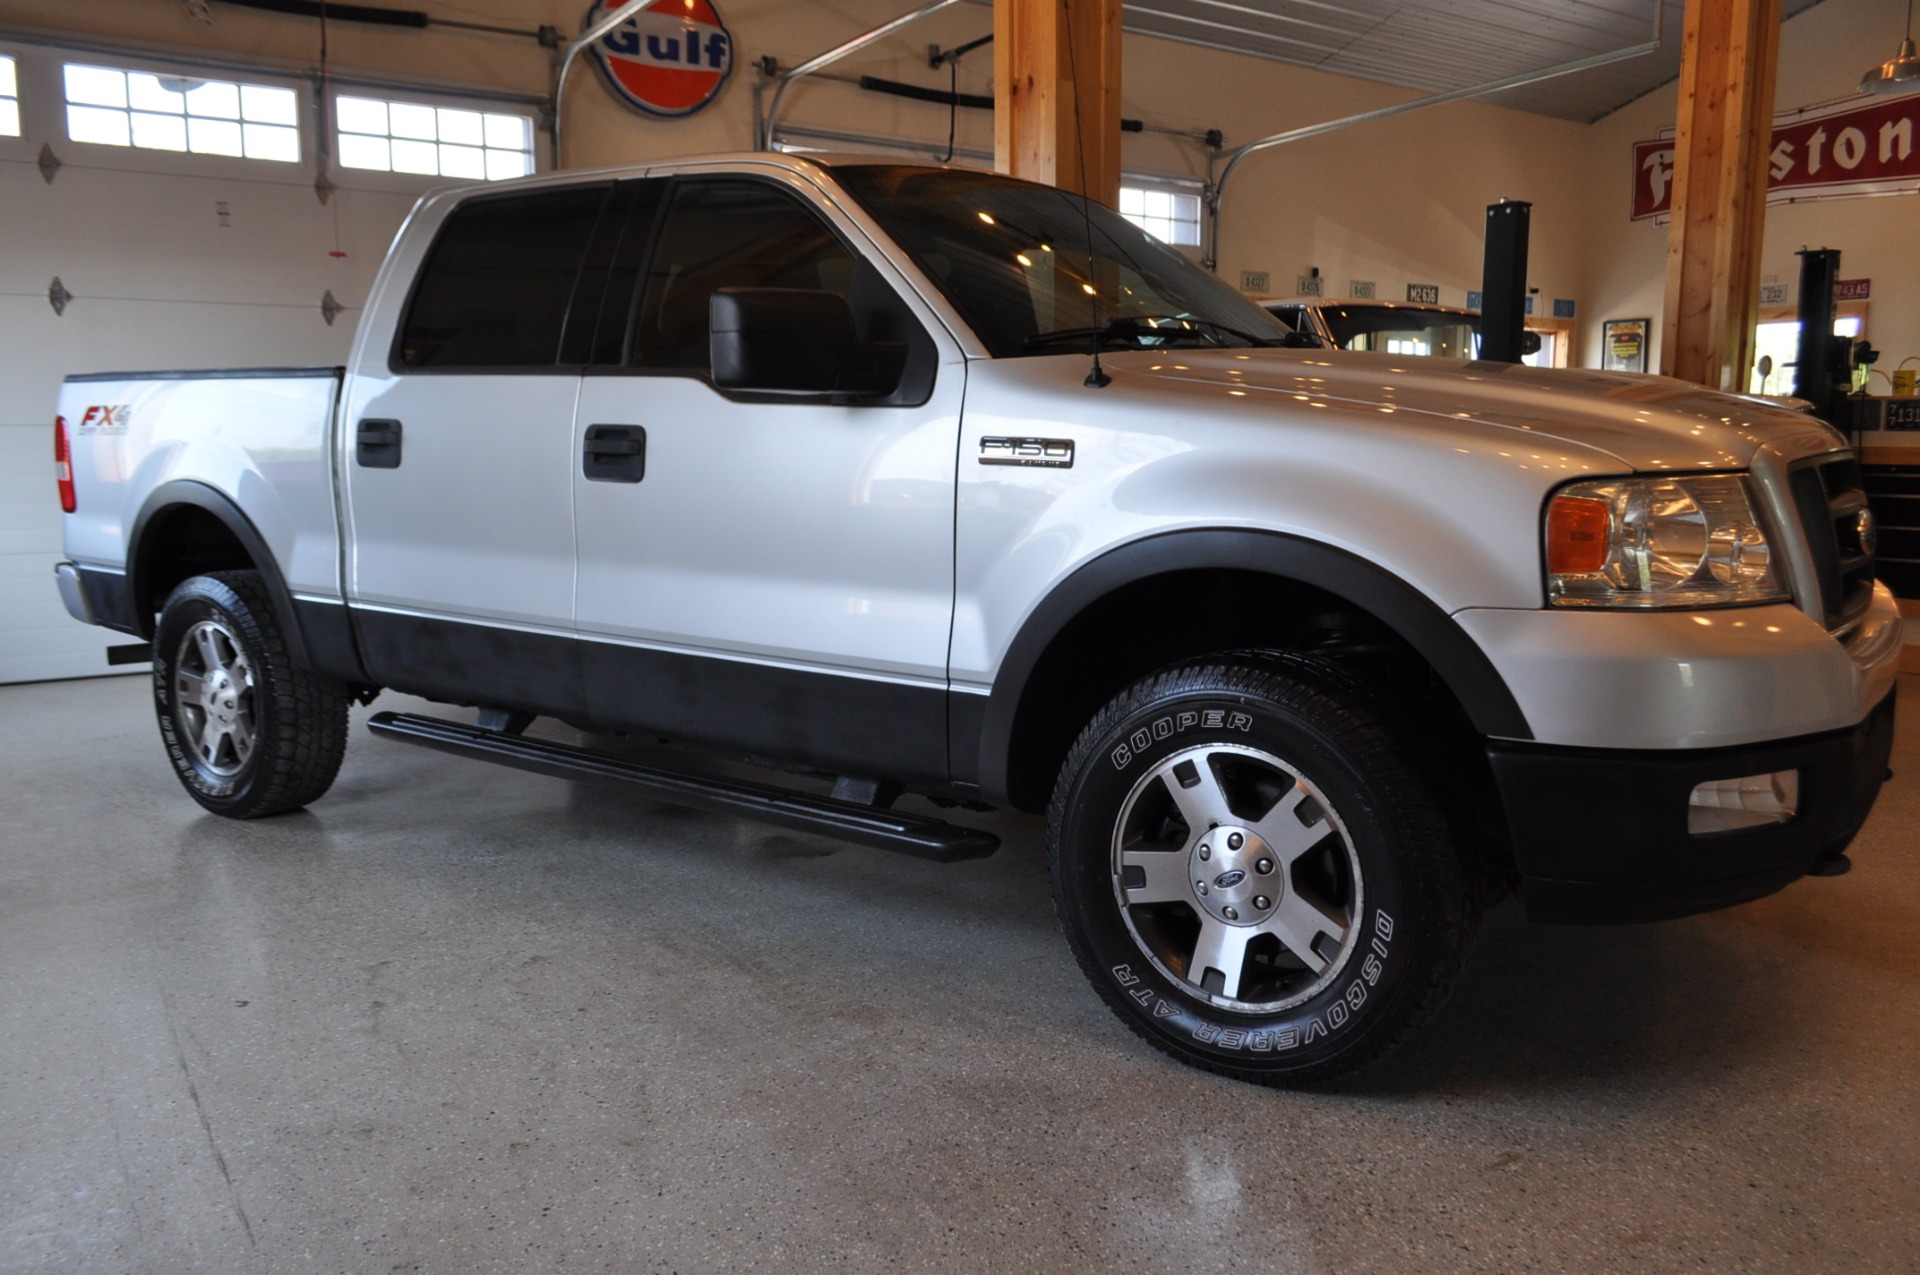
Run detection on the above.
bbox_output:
[153,571,349,818]
[1047,655,1476,1086]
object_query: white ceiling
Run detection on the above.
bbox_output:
[1115,0,1829,123]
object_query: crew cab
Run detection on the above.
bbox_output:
[53,153,1901,1086]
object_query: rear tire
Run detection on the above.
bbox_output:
[1047,655,1476,1086]
[153,571,349,818]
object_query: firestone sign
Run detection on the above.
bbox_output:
[586,0,733,118]
[1633,93,1919,220]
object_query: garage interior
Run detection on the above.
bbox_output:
[4,0,1920,1269]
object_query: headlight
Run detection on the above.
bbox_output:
[1546,474,1787,608]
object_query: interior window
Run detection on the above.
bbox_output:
[630,179,859,372]
[397,184,609,369]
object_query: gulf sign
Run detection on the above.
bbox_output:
[1634,93,1920,220]
[586,0,733,118]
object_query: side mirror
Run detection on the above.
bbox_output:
[709,288,904,397]
[1521,330,1543,357]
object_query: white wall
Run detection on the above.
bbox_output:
[0,21,516,682]
[1580,0,1920,376]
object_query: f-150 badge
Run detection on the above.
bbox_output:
[979,436,1074,468]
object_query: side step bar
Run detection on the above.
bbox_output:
[367,712,1000,863]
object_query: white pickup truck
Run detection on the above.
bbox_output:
[53,153,1901,1086]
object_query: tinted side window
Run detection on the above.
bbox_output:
[631,179,858,372]
[398,185,609,369]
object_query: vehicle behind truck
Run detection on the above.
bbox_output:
[53,154,1902,1086]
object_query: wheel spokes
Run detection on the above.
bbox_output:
[197,714,227,764]
[1186,919,1252,1000]
[1262,892,1349,974]
[194,626,227,677]
[1248,783,1332,867]
[1120,846,1194,905]
[175,668,206,702]
[1161,754,1234,839]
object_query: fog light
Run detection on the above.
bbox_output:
[1688,770,1799,834]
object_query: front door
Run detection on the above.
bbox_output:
[569,170,965,782]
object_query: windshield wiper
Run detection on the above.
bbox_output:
[1023,315,1272,353]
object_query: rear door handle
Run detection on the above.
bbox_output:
[583,424,646,483]
[357,418,402,469]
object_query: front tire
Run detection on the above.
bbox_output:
[1048,656,1475,1086]
[153,571,349,818]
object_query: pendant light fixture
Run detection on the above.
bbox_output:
[1861,0,1920,94]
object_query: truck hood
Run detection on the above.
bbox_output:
[1120,347,1844,472]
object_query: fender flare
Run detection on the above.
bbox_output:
[972,528,1533,806]
[128,480,311,668]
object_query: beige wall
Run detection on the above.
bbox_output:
[1579,0,1920,377]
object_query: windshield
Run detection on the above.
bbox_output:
[834,165,1292,359]
[1320,305,1480,358]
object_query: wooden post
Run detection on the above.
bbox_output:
[1659,0,1782,391]
[993,0,1121,206]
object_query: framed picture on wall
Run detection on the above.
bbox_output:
[1603,318,1650,373]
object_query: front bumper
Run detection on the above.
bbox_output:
[1491,687,1896,923]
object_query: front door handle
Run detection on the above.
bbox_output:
[583,424,646,483]
[357,418,402,469]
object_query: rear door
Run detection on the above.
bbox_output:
[568,169,966,782]
[339,182,612,713]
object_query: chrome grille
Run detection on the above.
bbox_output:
[1788,457,1876,632]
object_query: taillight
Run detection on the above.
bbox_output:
[54,415,76,513]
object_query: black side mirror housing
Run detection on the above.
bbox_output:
[1521,330,1543,357]
[710,288,905,397]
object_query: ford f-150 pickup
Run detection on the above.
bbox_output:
[53,153,1901,1085]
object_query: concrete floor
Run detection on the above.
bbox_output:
[3,674,1918,1274]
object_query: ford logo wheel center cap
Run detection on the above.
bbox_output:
[1189,826,1280,925]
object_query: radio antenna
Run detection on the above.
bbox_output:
[1061,0,1111,388]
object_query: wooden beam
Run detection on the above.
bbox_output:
[1660,0,1783,391]
[993,0,1121,205]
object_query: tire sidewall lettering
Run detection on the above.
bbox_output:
[1110,708,1251,770]
[1111,907,1397,1053]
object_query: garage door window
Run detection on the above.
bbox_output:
[0,57,18,137]
[1118,185,1201,247]
[335,94,533,181]
[63,63,298,161]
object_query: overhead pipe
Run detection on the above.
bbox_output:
[1202,2,1666,270]
[216,0,560,42]
[552,0,652,169]
[758,0,970,149]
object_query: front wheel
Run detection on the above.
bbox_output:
[153,571,349,818]
[1047,656,1476,1086]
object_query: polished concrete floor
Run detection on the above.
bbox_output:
[3,673,1918,1273]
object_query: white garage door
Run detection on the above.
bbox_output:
[0,39,540,684]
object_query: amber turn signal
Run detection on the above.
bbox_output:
[1546,494,1611,575]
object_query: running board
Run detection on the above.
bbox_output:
[366,712,1000,862]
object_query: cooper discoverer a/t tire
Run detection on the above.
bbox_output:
[153,571,350,819]
[1047,655,1476,1086]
